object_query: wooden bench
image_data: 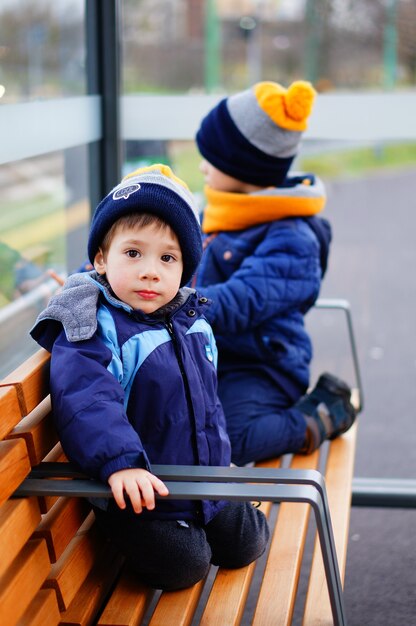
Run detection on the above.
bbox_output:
[0,340,359,626]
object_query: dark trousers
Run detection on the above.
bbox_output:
[218,370,307,465]
[93,501,269,591]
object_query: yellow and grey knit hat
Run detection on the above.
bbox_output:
[88,164,202,286]
[196,80,316,187]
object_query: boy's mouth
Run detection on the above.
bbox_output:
[136,290,159,300]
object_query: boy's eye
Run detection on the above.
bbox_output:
[161,254,175,263]
[126,250,139,258]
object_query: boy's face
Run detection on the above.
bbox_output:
[199,159,247,193]
[94,222,183,314]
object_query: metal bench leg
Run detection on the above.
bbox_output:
[310,490,347,626]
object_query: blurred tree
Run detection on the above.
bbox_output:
[397,0,416,84]
[0,0,84,101]
[304,0,333,84]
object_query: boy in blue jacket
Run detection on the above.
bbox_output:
[194,80,357,465]
[30,165,269,591]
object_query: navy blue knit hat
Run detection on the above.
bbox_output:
[88,165,202,286]
[196,80,316,187]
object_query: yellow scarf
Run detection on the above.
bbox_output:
[201,182,326,233]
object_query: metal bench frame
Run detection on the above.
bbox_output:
[15,462,347,626]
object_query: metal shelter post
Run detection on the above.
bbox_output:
[86,0,122,211]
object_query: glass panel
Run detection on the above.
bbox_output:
[0,148,90,377]
[121,0,415,95]
[123,136,416,198]
[122,138,204,202]
[0,0,86,104]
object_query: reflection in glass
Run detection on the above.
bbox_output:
[0,149,90,376]
[0,0,85,104]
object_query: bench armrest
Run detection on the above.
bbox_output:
[315,298,364,411]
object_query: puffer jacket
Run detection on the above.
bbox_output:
[195,177,332,401]
[30,273,231,524]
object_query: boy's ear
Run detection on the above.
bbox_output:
[93,248,106,275]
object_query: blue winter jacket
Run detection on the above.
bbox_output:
[195,182,331,401]
[30,273,231,524]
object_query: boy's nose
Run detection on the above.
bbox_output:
[199,160,208,174]
[139,263,159,281]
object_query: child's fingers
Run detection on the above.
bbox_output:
[110,480,126,510]
[150,475,169,496]
[137,479,156,511]
[108,470,168,514]
[125,482,143,514]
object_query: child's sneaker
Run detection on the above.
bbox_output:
[296,372,357,454]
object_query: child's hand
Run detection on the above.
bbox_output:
[108,468,169,514]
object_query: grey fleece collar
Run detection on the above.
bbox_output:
[34,272,101,342]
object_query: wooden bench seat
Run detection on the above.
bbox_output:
[0,348,358,626]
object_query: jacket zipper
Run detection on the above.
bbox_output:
[165,319,201,465]
[165,318,203,519]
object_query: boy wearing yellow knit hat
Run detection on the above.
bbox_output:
[195,80,357,465]
[31,164,270,590]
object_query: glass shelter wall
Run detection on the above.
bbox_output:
[1,0,416,379]
[0,0,91,376]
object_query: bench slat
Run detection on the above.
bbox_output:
[0,497,41,578]
[302,423,358,626]
[252,451,320,626]
[33,497,92,563]
[0,386,21,439]
[7,396,58,466]
[198,458,280,626]
[0,539,50,626]
[97,567,156,626]
[0,348,50,416]
[37,444,67,514]
[148,579,206,626]
[16,588,61,626]
[43,515,100,611]
[59,550,125,626]
[0,438,31,506]
[202,566,255,626]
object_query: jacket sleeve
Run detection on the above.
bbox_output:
[202,220,323,334]
[50,329,150,483]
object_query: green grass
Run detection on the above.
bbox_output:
[169,141,416,193]
[299,142,416,179]
[169,142,204,191]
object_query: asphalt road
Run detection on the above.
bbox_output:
[306,167,416,625]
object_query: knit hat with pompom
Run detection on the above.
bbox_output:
[196,80,316,187]
[88,164,202,287]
